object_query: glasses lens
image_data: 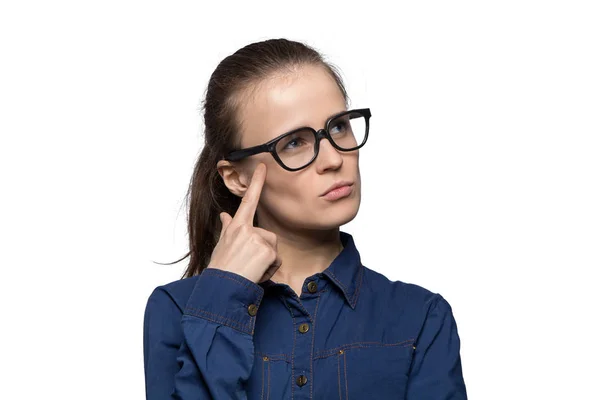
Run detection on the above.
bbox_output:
[273,111,368,170]
[328,111,367,150]
[274,128,316,169]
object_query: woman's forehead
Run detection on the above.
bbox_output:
[238,65,346,147]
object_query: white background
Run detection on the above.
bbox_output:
[1,0,599,398]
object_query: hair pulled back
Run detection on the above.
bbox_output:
[159,38,349,279]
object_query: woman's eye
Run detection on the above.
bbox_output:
[330,121,348,134]
[283,137,304,149]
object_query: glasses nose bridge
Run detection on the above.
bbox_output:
[314,127,340,158]
[315,128,332,144]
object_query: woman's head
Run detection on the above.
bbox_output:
[176,38,363,278]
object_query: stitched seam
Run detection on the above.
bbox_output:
[185,306,250,329]
[261,358,265,400]
[351,263,364,307]
[267,359,271,400]
[256,352,292,363]
[258,353,287,358]
[328,263,363,307]
[202,269,263,297]
[267,355,288,362]
[309,290,322,400]
[313,339,416,360]
[328,271,348,293]
[337,352,342,400]
[264,355,291,363]
[183,308,252,335]
[344,351,348,400]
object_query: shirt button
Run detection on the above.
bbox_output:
[307,281,318,293]
[247,304,258,316]
[296,374,308,386]
[298,323,310,333]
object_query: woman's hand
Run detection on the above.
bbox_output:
[207,162,282,284]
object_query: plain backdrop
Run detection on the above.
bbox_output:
[1,0,599,399]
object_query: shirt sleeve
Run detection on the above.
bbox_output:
[405,294,468,400]
[143,268,265,399]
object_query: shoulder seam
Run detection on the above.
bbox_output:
[155,286,185,314]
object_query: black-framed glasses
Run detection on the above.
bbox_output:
[223,108,371,171]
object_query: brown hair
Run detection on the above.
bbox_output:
[156,38,349,279]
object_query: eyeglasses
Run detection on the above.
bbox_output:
[223,108,371,171]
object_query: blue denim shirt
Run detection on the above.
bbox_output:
[144,231,468,399]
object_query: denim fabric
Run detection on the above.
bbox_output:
[144,231,467,399]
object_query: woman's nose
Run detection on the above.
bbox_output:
[315,135,343,170]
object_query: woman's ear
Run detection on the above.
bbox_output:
[216,159,249,198]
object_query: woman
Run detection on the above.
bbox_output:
[143,38,468,399]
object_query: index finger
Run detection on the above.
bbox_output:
[233,162,266,224]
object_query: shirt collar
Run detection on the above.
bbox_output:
[322,230,364,309]
[259,230,364,309]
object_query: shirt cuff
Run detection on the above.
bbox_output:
[184,268,265,335]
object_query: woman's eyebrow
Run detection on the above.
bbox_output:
[278,109,348,136]
[327,109,348,120]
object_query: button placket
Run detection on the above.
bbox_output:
[298,323,310,333]
[290,279,320,395]
[296,374,308,387]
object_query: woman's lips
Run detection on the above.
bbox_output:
[322,184,353,201]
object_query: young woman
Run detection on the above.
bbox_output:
[143,38,468,399]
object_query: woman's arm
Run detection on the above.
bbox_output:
[143,269,264,399]
[405,294,468,399]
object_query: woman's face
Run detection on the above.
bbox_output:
[218,64,361,233]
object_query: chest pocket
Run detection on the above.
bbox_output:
[248,352,291,400]
[314,339,415,400]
